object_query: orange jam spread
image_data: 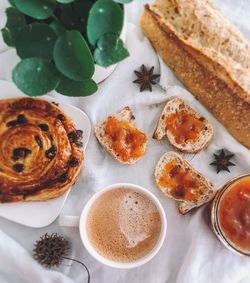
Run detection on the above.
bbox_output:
[104,117,147,162]
[218,176,250,252]
[166,111,205,144]
[158,161,202,201]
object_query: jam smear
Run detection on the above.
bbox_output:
[158,160,202,201]
[104,117,147,162]
[218,176,250,252]
[166,111,205,144]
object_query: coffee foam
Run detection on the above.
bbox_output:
[86,188,161,262]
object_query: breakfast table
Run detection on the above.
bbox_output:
[0,0,250,283]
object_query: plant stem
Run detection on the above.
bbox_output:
[63,256,90,283]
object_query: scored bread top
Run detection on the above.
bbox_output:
[155,151,214,214]
[95,107,148,165]
[149,0,250,103]
[153,97,213,153]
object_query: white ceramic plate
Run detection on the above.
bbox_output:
[0,81,91,227]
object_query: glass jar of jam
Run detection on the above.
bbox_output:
[211,174,250,256]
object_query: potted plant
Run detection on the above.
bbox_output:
[1,0,132,97]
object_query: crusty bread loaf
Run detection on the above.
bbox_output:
[153,97,213,152]
[141,0,250,149]
[155,151,214,214]
[95,107,148,165]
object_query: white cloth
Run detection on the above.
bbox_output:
[0,1,250,283]
[0,230,75,283]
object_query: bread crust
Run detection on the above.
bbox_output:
[0,98,83,202]
[141,3,250,149]
[153,97,213,153]
[95,107,148,165]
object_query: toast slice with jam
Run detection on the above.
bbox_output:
[153,97,213,153]
[95,107,148,165]
[155,151,214,214]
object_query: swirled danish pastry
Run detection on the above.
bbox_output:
[0,98,84,202]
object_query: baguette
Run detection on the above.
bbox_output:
[141,0,250,149]
[153,97,213,152]
[95,107,148,165]
[155,151,214,214]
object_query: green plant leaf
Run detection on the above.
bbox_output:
[50,21,66,35]
[12,58,60,96]
[53,30,94,81]
[15,23,57,59]
[94,35,129,67]
[1,28,14,46]
[8,0,16,7]
[56,0,75,3]
[72,0,93,19]
[14,0,56,20]
[87,0,123,45]
[5,7,25,29]
[56,75,97,96]
[97,33,118,50]
[1,7,26,47]
[113,0,133,3]
[60,4,83,32]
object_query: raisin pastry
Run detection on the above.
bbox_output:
[0,98,83,202]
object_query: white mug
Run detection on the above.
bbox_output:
[59,183,167,269]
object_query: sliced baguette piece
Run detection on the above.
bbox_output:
[153,97,213,153]
[155,151,214,214]
[95,107,148,165]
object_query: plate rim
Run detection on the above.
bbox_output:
[0,82,91,227]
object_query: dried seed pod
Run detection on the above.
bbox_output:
[33,233,70,268]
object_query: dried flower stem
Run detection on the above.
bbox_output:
[63,257,90,283]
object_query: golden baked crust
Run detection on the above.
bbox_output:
[0,98,84,202]
[141,3,250,148]
[149,0,250,103]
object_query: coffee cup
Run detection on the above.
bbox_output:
[59,183,167,268]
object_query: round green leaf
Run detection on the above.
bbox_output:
[94,37,129,67]
[53,30,94,81]
[87,0,123,45]
[60,4,83,32]
[56,0,75,3]
[15,23,57,59]
[113,0,133,3]
[73,0,93,19]
[12,58,60,96]
[2,7,26,46]
[56,75,97,96]
[8,0,16,7]
[5,7,25,30]
[50,21,66,35]
[1,28,14,46]
[14,0,56,20]
[97,33,118,50]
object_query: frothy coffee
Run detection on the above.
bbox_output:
[86,188,161,262]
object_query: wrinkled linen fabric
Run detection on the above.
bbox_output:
[0,0,250,283]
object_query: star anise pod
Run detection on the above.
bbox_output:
[210,149,236,173]
[133,64,160,92]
